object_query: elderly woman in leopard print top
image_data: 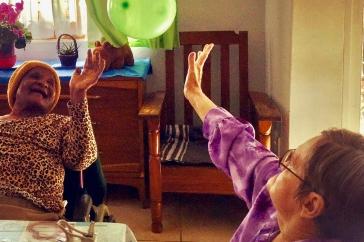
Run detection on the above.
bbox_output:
[0,50,105,220]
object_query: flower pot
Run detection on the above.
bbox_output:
[0,42,16,69]
[58,54,77,67]
[57,34,78,68]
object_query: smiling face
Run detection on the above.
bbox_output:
[13,67,57,115]
[267,136,323,239]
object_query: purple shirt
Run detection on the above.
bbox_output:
[203,107,340,242]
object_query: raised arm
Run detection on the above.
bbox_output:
[61,50,105,170]
[184,44,279,207]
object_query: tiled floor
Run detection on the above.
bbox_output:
[106,185,248,242]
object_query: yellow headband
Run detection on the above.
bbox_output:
[7,61,61,113]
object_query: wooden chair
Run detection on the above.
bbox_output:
[139,31,281,233]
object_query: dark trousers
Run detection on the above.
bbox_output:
[63,157,107,220]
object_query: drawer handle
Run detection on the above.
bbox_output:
[59,95,101,100]
[88,95,101,100]
[2,91,100,101]
[92,121,97,125]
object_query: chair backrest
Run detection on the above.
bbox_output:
[164,31,249,126]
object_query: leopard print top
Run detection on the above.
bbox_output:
[0,98,97,212]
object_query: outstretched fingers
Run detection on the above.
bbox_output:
[196,43,214,66]
[97,53,106,73]
[84,49,92,69]
[93,51,99,66]
[75,67,81,75]
[71,67,82,79]
[188,52,197,72]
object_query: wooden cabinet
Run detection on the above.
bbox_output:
[0,76,148,206]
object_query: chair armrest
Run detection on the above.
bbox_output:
[249,91,281,154]
[249,91,281,122]
[139,91,165,118]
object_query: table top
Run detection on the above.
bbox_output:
[0,220,137,242]
[0,58,152,84]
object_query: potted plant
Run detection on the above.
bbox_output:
[57,34,78,67]
[0,0,32,68]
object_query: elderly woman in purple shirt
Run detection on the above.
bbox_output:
[184,44,364,242]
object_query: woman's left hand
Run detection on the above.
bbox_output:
[184,43,214,101]
[69,49,106,104]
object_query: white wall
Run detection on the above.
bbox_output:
[290,0,346,147]
[342,0,363,132]
[267,0,363,149]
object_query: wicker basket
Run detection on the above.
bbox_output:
[57,34,78,67]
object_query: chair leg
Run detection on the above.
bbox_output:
[147,118,163,233]
[150,157,163,233]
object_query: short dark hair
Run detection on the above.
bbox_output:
[297,129,364,241]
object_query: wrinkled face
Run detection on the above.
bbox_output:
[267,136,321,233]
[15,67,56,114]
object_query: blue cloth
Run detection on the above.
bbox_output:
[0,58,151,84]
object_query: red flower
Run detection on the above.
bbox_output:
[0,0,31,51]
[0,1,21,25]
[0,3,12,14]
[15,0,24,12]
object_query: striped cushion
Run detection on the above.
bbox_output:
[161,125,212,165]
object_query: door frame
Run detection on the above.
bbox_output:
[342,0,363,132]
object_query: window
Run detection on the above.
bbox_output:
[6,0,87,40]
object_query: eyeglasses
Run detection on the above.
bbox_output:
[279,149,306,183]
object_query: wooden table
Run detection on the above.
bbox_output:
[0,220,137,242]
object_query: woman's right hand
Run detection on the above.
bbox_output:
[69,49,106,104]
[183,43,214,101]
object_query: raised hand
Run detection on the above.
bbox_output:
[69,49,106,104]
[183,43,214,101]
[183,44,217,121]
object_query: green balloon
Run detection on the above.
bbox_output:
[107,0,176,39]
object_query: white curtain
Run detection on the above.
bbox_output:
[7,0,87,39]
